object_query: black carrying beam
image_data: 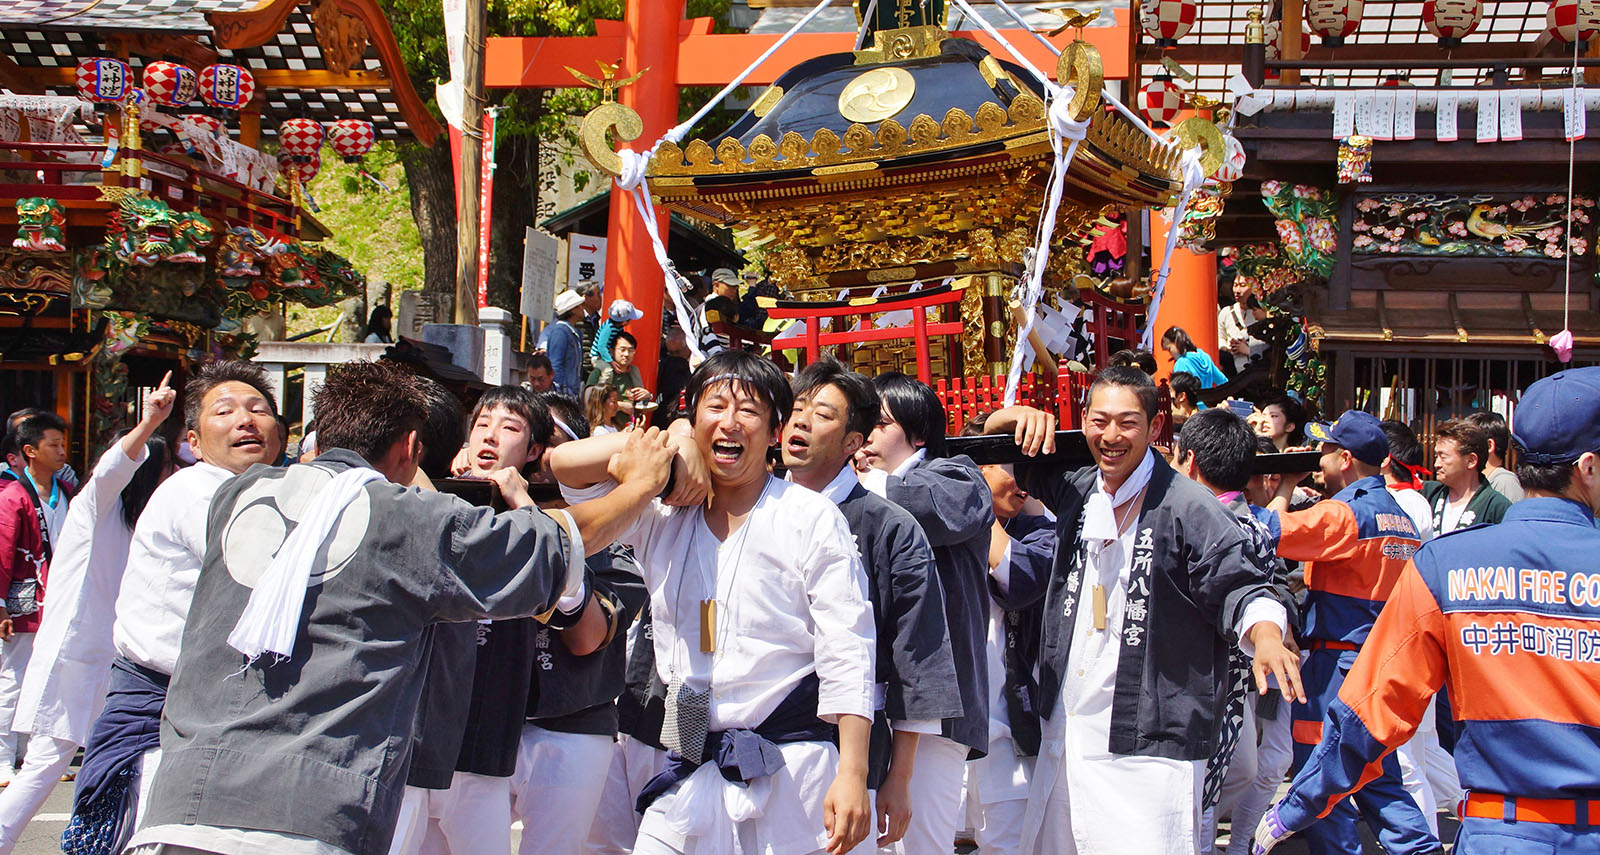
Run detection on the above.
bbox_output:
[944,431,1322,474]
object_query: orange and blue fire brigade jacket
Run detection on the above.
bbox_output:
[1274,496,1600,830]
[1263,474,1422,646]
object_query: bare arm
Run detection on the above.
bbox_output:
[559,591,609,655]
[875,731,920,846]
[551,426,711,507]
[984,405,1058,456]
[824,713,872,854]
[119,371,175,461]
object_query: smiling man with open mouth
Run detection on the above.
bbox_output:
[551,350,877,855]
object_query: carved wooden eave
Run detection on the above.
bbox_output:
[208,0,443,145]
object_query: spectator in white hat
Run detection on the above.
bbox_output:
[539,290,586,396]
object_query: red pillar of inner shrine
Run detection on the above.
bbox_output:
[1147,214,1219,381]
[603,0,685,390]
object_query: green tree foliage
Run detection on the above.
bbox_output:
[374,0,735,306]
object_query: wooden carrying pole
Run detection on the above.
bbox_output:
[453,0,485,325]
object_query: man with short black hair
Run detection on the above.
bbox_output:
[1423,418,1511,534]
[1174,409,1296,855]
[985,367,1300,855]
[857,372,993,855]
[130,361,670,855]
[552,349,876,855]
[66,361,282,851]
[1253,368,1600,855]
[1261,409,1439,855]
[0,411,72,784]
[1464,411,1522,503]
[782,359,959,853]
[527,352,555,394]
[392,385,557,855]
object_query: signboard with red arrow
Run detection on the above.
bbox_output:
[566,233,608,290]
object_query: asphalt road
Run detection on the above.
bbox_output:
[10,756,1449,854]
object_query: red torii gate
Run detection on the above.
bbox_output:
[485,1,1132,387]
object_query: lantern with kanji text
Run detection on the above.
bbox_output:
[75,58,131,107]
[199,64,256,110]
[1547,0,1600,44]
[327,119,375,162]
[1424,0,1482,46]
[1140,0,1197,47]
[143,60,198,109]
[1306,0,1364,47]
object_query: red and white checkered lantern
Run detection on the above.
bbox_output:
[279,118,324,162]
[199,64,256,110]
[1215,134,1246,182]
[280,150,320,186]
[1306,0,1364,47]
[1140,0,1197,47]
[1138,76,1185,126]
[327,119,375,162]
[75,58,131,104]
[182,113,225,139]
[1425,0,1482,45]
[142,61,198,108]
[1547,0,1600,43]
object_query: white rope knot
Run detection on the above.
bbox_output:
[616,148,650,192]
[1179,146,1208,193]
[1049,90,1091,143]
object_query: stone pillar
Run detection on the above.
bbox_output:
[423,323,487,378]
[480,306,516,386]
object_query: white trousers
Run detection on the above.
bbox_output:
[0,635,36,768]
[1403,701,1462,825]
[1026,738,1203,855]
[1222,700,1292,855]
[586,736,669,855]
[0,733,74,853]
[510,726,614,855]
[877,734,968,855]
[387,771,511,855]
[966,737,1034,855]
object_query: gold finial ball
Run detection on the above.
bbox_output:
[1246,7,1266,43]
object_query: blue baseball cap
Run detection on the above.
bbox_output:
[1512,366,1600,464]
[1306,409,1389,466]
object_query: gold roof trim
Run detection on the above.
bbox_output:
[647,94,1183,182]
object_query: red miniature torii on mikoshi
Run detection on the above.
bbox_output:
[484,1,1135,388]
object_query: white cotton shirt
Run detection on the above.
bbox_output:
[1023,456,1287,854]
[1388,487,1435,544]
[13,442,148,745]
[563,475,876,855]
[111,461,234,676]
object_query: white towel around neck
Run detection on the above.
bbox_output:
[1080,448,1155,554]
[227,466,384,664]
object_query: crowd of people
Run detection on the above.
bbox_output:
[0,335,1596,855]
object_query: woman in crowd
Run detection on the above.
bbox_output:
[1160,327,1228,389]
[585,386,622,435]
[364,306,393,344]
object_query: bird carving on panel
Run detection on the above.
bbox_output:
[1465,204,1559,239]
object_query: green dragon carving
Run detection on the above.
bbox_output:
[167,212,216,263]
[13,197,67,252]
[103,190,179,267]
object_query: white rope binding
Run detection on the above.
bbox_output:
[1140,146,1209,350]
[608,0,840,363]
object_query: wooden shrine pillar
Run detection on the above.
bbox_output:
[602,0,685,390]
[1148,214,1218,380]
[981,273,1011,377]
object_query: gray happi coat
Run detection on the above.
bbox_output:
[145,450,579,855]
